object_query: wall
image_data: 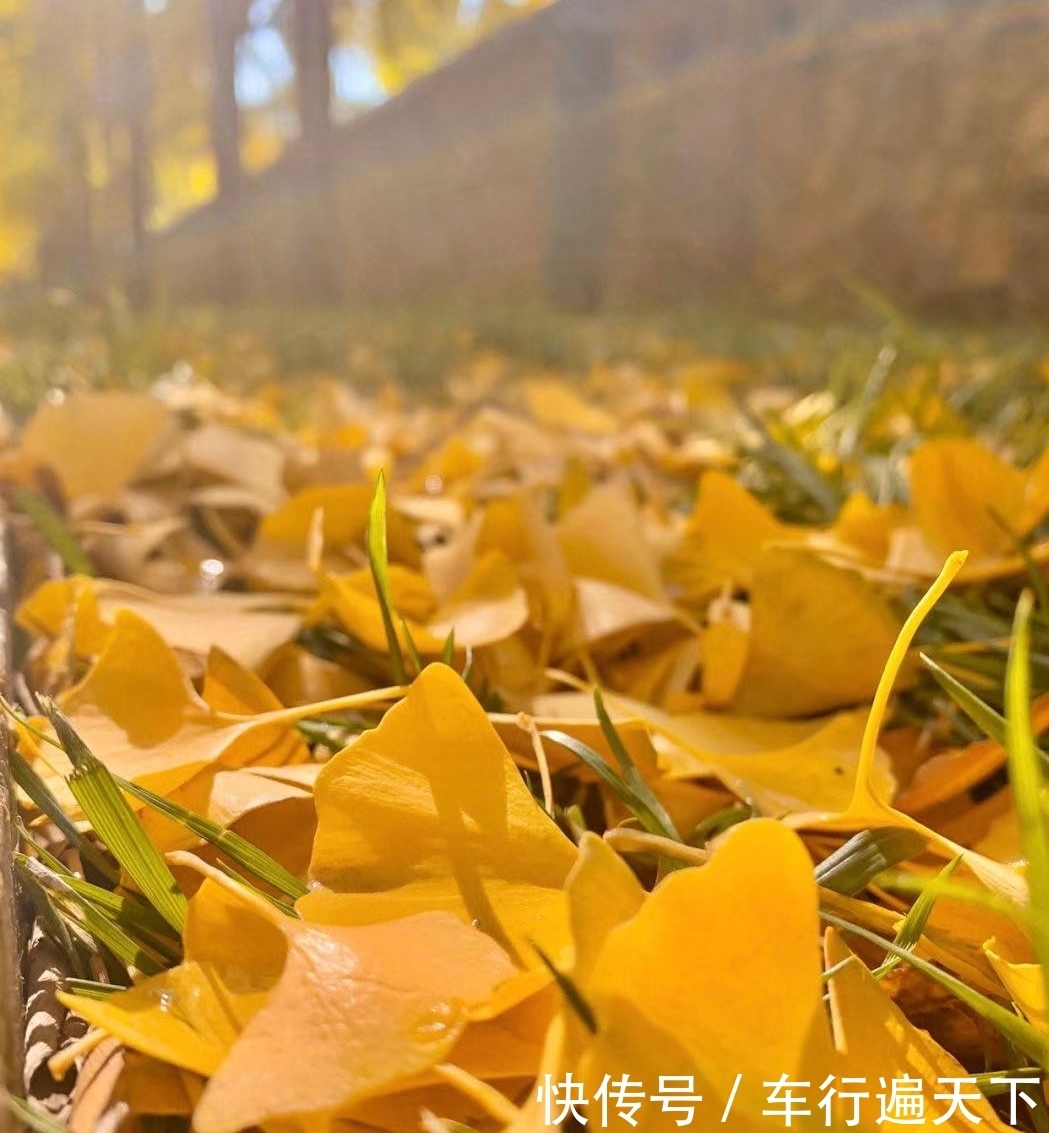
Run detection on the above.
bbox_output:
[147,0,1049,312]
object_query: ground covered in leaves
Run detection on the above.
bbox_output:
[5,305,1049,1132]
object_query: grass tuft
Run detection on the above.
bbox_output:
[1004,591,1049,1033]
[42,700,188,934]
[366,470,408,686]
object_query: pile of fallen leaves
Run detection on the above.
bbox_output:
[5,339,1049,1133]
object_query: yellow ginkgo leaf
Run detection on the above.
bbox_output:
[561,577,682,654]
[557,482,666,601]
[16,575,111,658]
[566,833,645,983]
[60,609,205,750]
[260,482,421,561]
[250,483,421,591]
[892,439,1049,580]
[60,876,287,1077]
[257,641,375,706]
[730,546,902,718]
[258,483,373,547]
[300,663,578,963]
[587,821,836,1120]
[20,390,174,500]
[700,619,748,708]
[825,930,1011,1130]
[475,495,576,641]
[511,820,1014,1132]
[311,565,443,655]
[909,438,1019,557]
[606,692,894,818]
[427,550,530,648]
[193,911,516,1133]
[522,379,618,435]
[18,576,303,670]
[197,645,310,768]
[34,610,396,809]
[511,820,834,1131]
[796,552,1029,908]
[984,939,1047,1029]
[140,765,315,869]
[63,867,518,1133]
[180,421,287,512]
[411,435,486,492]
[908,438,1042,558]
[826,492,909,565]
[664,470,805,600]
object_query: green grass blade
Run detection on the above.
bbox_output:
[441,629,456,667]
[989,506,1049,617]
[540,728,678,842]
[972,1067,1044,1096]
[115,774,308,902]
[212,858,300,916]
[874,870,1027,927]
[60,978,122,1000]
[400,616,424,677]
[593,690,680,841]
[732,392,842,520]
[530,941,597,1034]
[60,873,180,961]
[366,470,407,685]
[8,748,118,882]
[686,804,754,847]
[1004,591,1049,1035]
[816,827,928,897]
[6,1094,80,1133]
[15,857,165,976]
[21,839,180,959]
[821,910,1049,1068]
[16,865,90,980]
[43,701,187,934]
[872,855,961,979]
[11,486,95,576]
[921,653,1007,746]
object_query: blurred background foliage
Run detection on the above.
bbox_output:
[0,0,548,281]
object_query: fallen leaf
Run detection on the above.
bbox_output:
[522,380,617,435]
[605,691,894,818]
[20,390,174,501]
[300,663,578,963]
[556,482,665,601]
[729,547,902,718]
[664,470,804,600]
[427,550,530,648]
[62,866,518,1133]
[32,610,393,809]
[909,438,1041,558]
[984,938,1047,1029]
[18,576,303,670]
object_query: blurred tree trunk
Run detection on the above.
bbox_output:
[35,0,95,292]
[293,0,332,144]
[121,0,152,305]
[292,0,341,301]
[206,0,244,201]
[546,8,616,312]
[205,0,247,300]
[53,106,94,291]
